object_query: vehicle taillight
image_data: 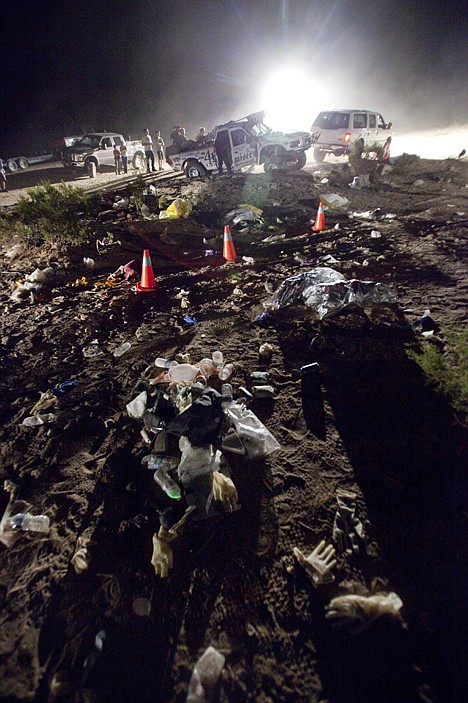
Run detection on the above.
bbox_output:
[344,132,351,143]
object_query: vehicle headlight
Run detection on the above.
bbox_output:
[76,154,84,162]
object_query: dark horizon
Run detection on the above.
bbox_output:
[1,0,467,156]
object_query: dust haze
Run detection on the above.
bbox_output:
[1,0,467,155]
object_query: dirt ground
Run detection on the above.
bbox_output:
[0,156,467,703]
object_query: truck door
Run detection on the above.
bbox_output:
[100,137,113,166]
[376,114,389,145]
[229,128,256,170]
[352,113,368,142]
[367,113,383,144]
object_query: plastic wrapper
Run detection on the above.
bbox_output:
[224,402,281,459]
[159,197,192,220]
[264,267,396,320]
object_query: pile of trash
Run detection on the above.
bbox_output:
[122,350,281,579]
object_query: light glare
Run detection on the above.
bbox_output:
[260,67,326,132]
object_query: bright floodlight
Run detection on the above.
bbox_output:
[260,67,323,131]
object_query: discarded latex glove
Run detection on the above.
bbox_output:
[212,471,240,512]
[325,591,403,632]
[71,536,91,574]
[151,507,196,578]
[333,490,365,556]
[31,390,59,415]
[151,527,174,578]
[294,540,337,586]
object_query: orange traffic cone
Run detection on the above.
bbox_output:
[136,249,158,293]
[222,225,237,262]
[312,202,326,232]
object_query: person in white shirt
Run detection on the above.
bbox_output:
[155,130,165,170]
[142,128,155,172]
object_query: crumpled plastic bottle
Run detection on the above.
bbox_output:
[6,512,50,533]
[113,341,131,357]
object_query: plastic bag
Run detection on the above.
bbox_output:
[159,198,192,220]
[320,193,349,209]
[177,436,220,481]
[224,402,281,459]
[225,204,263,225]
[264,267,396,320]
[126,390,147,419]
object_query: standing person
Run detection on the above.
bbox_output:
[142,128,156,172]
[155,130,165,170]
[113,143,122,175]
[214,129,232,176]
[0,159,7,192]
[120,139,128,174]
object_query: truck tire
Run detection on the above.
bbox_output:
[263,159,280,173]
[86,160,97,178]
[17,157,29,170]
[289,151,307,170]
[7,159,18,172]
[313,149,326,163]
[184,160,207,178]
[133,152,144,169]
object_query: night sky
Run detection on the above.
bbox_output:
[1,0,467,155]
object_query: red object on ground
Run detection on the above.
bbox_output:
[222,225,237,262]
[136,249,158,293]
[312,202,326,232]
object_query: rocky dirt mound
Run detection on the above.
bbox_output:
[0,159,467,703]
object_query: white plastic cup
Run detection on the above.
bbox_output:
[155,357,174,369]
[198,358,216,377]
[212,350,224,368]
[218,363,234,381]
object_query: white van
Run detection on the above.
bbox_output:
[311,109,392,162]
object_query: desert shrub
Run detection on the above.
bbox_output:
[349,141,387,176]
[15,181,100,244]
[0,211,32,242]
[407,327,468,416]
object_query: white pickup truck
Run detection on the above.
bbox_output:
[166,111,318,178]
[62,133,146,177]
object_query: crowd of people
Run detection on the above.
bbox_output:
[110,126,215,176]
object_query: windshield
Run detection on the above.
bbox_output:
[76,135,101,148]
[250,122,272,136]
[313,112,350,130]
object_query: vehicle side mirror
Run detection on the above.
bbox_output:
[386,122,393,130]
